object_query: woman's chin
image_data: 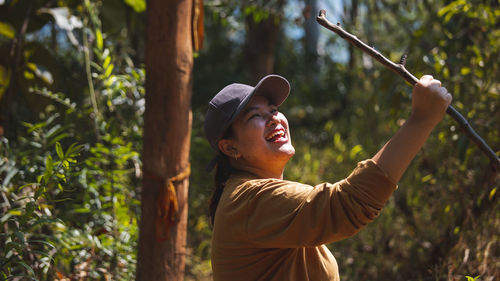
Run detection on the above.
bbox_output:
[278,143,295,158]
[263,139,295,159]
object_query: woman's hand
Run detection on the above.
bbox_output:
[410,75,452,126]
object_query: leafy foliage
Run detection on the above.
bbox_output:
[1,0,144,279]
[1,134,81,280]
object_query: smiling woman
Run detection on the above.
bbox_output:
[218,95,295,179]
[204,74,451,281]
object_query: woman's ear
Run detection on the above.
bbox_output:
[218,139,240,158]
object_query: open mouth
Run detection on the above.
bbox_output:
[265,128,287,142]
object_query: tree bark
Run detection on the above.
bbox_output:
[136,0,193,280]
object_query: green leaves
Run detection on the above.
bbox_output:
[0,21,15,38]
[0,0,143,279]
[124,0,146,13]
[37,141,81,188]
[43,155,53,185]
[438,0,469,23]
[1,121,82,279]
[96,29,103,51]
[0,64,10,100]
[55,142,64,160]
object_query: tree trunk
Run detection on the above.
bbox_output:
[0,1,33,139]
[243,1,284,83]
[303,0,319,68]
[136,0,193,280]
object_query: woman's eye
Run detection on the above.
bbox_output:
[249,113,260,120]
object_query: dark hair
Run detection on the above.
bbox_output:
[209,127,234,226]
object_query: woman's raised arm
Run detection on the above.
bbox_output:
[372,75,452,183]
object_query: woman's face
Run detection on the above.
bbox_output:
[219,95,295,177]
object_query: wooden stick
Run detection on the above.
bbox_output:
[316,9,499,171]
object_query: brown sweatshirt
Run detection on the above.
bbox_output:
[211,159,397,281]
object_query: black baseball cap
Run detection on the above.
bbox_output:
[204,74,291,153]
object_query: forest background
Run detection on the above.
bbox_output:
[0,0,498,280]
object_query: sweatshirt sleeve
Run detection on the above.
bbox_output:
[244,159,397,248]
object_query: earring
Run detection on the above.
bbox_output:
[233,152,240,160]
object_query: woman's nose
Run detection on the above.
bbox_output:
[266,114,279,127]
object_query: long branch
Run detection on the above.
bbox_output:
[316,9,499,171]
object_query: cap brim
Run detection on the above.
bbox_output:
[252,74,290,106]
[229,74,290,125]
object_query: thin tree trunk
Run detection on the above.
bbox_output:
[346,0,358,78]
[243,1,284,83]
[136,0,193,280]
[0,2,33,139]
[304,0,319,68]
[333,0,358,116]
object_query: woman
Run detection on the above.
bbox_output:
[204,74,452,280]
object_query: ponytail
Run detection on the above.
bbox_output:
[209,126,234,226]
[209,155,232,226]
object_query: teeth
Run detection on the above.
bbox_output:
[266,129,285,141]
